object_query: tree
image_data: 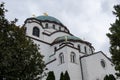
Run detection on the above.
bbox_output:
[104,75,109,80]
[46,71,55,80]
[60,72,64,80]
[109,74,116,80]
[107,4,120,76]
[104,74,116,80]
[0,2,45,80]
[64,71,70,80]
[60,71,70,80]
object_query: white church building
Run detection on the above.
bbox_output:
[24,15,116,80]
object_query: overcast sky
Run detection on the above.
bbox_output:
[1,0,120,57]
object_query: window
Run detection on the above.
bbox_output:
[101,59,106,68]
[84,46,87,53]
[70,52,76,63]
[59,53,64,64]
[32,27,40,37]
[54,47,57,52]
[53,24,55,29]
[59,27,61,31]
[78,45,81,52]
[45,23,48,28]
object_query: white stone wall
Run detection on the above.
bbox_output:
[25,22,44,41]
[42,22,68,32]
[24,18,116,80]
[70,42,93,54]
[46,45,83,80]
[66,46,82,80]
[46,46,68,80]
[81,52,116,80]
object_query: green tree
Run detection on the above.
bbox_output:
[60,72,64,80]
[107,4,120,76]
[104,75,109,80]
[64,71,70,80]
[46,71,55,80]
[0,2,45,80]
[60,71,70,80]
[104,74,116,80]
[109,74,116,80]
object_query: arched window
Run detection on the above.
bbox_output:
[53,24,55,29]
[59,27,61,31]
[78,45,81,52]
[59,53,64,64]
[84,46,87,53]
[32,27,40,37]
[70,52,76,63]
[54,47,57,52]
[45,23,48,28]
[101,59,106,68]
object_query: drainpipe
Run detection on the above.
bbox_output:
[80,57,84,80]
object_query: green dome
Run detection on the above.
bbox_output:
[52,35,91,46]
[35,15,61,24]
[54,36,82,43]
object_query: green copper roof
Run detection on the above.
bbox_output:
[54,36,81,42]
[52,35,91,46]
[35,16,61,24]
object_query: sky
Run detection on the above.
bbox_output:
[1,0,120,57]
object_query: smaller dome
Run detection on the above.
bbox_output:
[35,15,61,24]
[53,36,82,43]
[52,35,91,46]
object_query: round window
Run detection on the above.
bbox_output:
[101,60,106,68]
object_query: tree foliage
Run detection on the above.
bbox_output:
[104,74,116,80]
[0,2,45,80]
[107,4,120,76]
[60,71,70,80]
[64,71,70,80]
[60,72,64,80]
[104,75,109,80]
[46,71,55,80]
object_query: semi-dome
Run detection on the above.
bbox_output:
[35,15,61,24]
[53,36,82,43]
[52,35,91,45]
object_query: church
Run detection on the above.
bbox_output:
[24,14,116,80]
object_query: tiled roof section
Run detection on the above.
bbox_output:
[52,35,92,47]
[36,15,61,24]
[54,35,82,42]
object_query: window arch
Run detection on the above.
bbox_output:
[70,52,76,63]
[78,45,81,52]
[84,46,87,53]
[45,23,48,28]
[53,24,55,29]
[59,27,61,31]
[32,27,40,37]
[59,53,64,64]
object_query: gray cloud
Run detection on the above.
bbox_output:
[2,0,120,57]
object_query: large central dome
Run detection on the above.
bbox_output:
[35,15,61,24]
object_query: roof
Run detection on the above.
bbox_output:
[52,35,92,46]
[35,15,62,24]
[53,35,82,43]
[80,51,112,63]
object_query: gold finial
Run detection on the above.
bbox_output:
[32,14,36,17]
[43,13,48,16]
